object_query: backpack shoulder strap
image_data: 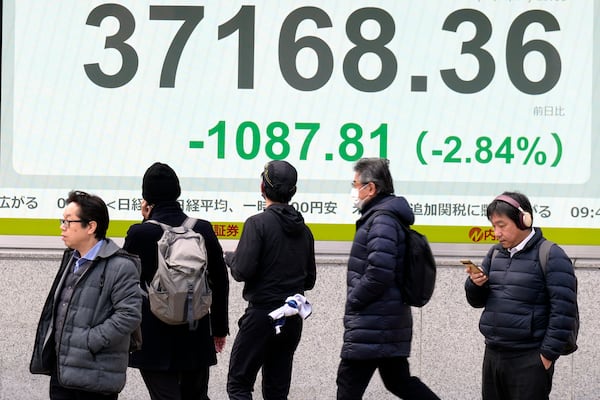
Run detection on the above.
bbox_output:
[491,248,498,263]
[146,218,198,231]
[115,248,140,263]
[538,239,555,274]
[182,217,198,230]
[145,219,170,231]
[366,210,406,231]
[112,248,142,273]
[490,244,502,265]
[491,239,554,275]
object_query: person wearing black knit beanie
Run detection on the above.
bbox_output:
[141,162,181,205]
[124,162,229,400]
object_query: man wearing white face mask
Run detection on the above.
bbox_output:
[350,182,369,210]
[337,158,440,400]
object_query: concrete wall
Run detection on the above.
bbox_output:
[1,250,598,400]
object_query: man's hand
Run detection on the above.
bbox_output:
[466,267,488,287]
[214,336,226,353]
[223,251,234,268]
[540,354,553,370]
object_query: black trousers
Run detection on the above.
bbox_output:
[482,347,554,400]
[49,370,118,400]
[227,308,303,400]
[140,368,210,400]
[336,357,440,400]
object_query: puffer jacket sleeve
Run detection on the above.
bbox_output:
[540,244,578,361]
[30,249,73,374]
[341,203,413,360]
[347,213,403,310]
[465,249,492,308]
[87,256,142,354]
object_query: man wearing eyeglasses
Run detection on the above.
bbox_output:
[30,191,142,399]
[337,158,440,400]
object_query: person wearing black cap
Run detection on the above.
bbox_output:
[465,191,578,400]
[225,160,317,400]
[123,162,230,400]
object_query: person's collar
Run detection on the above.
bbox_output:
[73,239,104,267]
[360,193,388,214]
[265,198,287,208]
[509,228,535,257]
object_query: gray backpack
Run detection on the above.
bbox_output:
[146,218,212,330]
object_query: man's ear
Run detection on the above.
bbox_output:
[366,181,377,196]
[87,220,98,235]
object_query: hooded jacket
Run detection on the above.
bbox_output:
[227,203,317,307]
[30,239,142,394]
[341,194,415,360]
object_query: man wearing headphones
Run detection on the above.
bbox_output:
[465,191,578,400]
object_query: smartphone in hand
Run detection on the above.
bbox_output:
[461,259,484,274]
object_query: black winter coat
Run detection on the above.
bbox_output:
[465,228,578,361]
[123,202,229,370]
[340,194,415,360]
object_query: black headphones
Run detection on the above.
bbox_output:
[494,194,533,229]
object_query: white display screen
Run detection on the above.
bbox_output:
[2,1,599,241]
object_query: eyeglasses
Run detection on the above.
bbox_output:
[351,181,369,188]
[59,219,87,228]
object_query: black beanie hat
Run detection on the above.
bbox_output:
[142,162,181,204]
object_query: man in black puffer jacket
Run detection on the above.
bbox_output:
[465,191,578,400]
[336,158,440,400]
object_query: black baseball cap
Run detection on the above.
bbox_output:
[262,160,297,194]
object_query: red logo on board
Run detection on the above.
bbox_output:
[468,227,496,242]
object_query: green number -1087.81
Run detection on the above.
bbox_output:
[201,120,388,162]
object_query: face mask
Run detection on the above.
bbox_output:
[350,184,368,210]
